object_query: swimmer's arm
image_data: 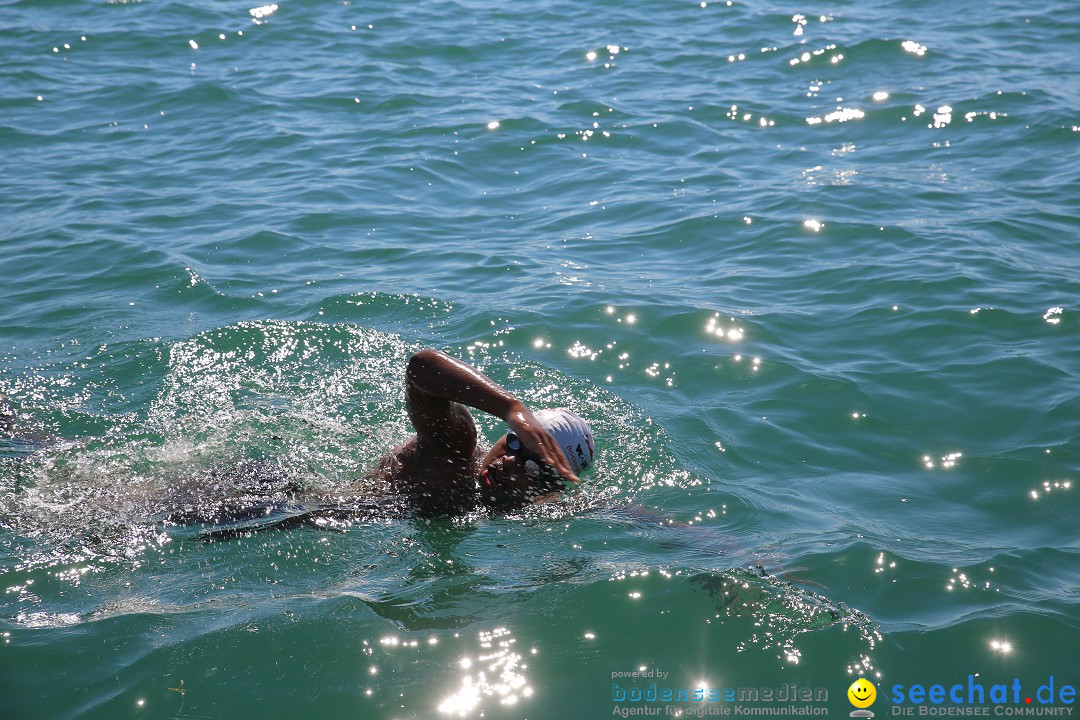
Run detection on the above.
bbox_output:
[407,349,580,483]
[407,349,517,425]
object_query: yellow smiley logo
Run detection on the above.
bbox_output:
[848,678,876,708]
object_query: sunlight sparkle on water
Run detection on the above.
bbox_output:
[788,44,840,66]
[438,628,531,716]
[806,108,864,125]
[1029,480,1071,500]
[946,567,1000,593]
[923,452,961,470]
[249,4,278,21]
[568,341,599,360]
[901,40,927,56]
[932,106,953,128]
[874,552,897,575]
[989,639,1013,654]
[705,313,745,342]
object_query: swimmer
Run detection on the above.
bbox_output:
[2,351,595,530]
[357,348,595,514]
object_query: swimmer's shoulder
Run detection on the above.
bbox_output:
[354,436,485,494]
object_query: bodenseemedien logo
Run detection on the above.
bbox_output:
[849,678,877,718]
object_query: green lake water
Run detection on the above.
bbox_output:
[1,1,1078,718]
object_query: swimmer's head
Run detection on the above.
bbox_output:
[481,408,595,502]
[530,408,595,475]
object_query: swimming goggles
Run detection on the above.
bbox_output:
[504,431,558,480]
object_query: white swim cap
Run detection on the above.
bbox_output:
[534,408,595,474]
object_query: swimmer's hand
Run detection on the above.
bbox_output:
[504,401,580,484]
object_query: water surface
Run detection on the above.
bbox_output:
[1,1,1078,718]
